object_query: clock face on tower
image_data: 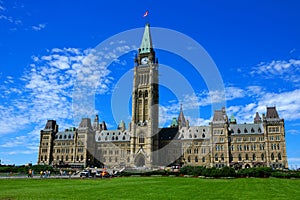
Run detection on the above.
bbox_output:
[141,57,149,64]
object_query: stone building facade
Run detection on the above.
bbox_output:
[38,23,288,169]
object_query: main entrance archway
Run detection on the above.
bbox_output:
[134,154,145,167]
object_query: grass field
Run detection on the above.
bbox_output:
[0,177,299,200]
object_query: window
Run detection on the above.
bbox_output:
[251,128,255,133]
[202,157,205,163]
[237,129,241,134]
[271,153,274,160]
[45,155,47,161]
[245,154,249,160]
[139,134,145,144]
[258,128,262,133]
[278,153,282,160]
[40,156,43,161]
[277,144,280,150]
[66,155,69,161]
[195,156,198,162]
[221,153,224,161]
[252,154,256,161]
[238,154,242,161]
[261,154,264,161]
[244,128,248,133]
[188,156,191,162]
[215,154,218,161]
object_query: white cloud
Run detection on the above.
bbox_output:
[31,23,46,31]
[251,59,300,83]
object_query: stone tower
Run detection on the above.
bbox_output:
[130,23,159,168]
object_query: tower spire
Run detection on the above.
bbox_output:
[139,23,153,54]
[178,104,187,128]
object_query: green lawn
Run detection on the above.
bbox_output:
[0,177,299,200]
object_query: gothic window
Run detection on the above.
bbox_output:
[237,129,241,134]
[66,155,69,161]
[261,153,264,161]
[98,136,101,141]
[277,144,280,150]
[271,153,275,160]
[252,154,256,161]
[202,157,205,163]
[221,153,224,161]
[251,128,255,133]
[112,136,115,141]
[71,156,73,161]
[215,153,218,161]
[68,134,71,139]
[245,154,249,160]
[59,135,62,139]
[144,90,148,98]
[139,91,143,98]
[202,133,205,138]
[40,156,43,161]
[195,156,198,162]
[76,156,79,161]
[123,136,126,140]
[139,134,145,144]
[45,155,47,161]
[278,153,282,160]
[81,155,84,161]
[258,128,262,133]
[116,136,118,141]
[244,128,248,133]
[61,156,64,161]
[187,156,191,162]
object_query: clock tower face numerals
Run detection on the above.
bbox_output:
[141,57,149,64]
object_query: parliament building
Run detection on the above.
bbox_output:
[38,24,288,170]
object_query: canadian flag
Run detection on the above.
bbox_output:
[143,10,149,17]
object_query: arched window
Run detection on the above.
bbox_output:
[98,136,101,141]
[64,135,67,139]
[187,156,191,162]
[271,153,274,160]
[202,133,205,138]
[202,157,205,163]
[76,156,79,161]
[252,154,256,161]
[45,155,47,161]
[261,153,264,161]
[139,134,145,144]
[237,129,241,134]
[277,144,280,150]
[245,154,249,160]
[221,153,224,161]
[251,128,255,133]
[41,156,43,161]
[61,156,64,161]
[244,128,248,133]
[80,155,84,161]
[116,136,118,141]
[139,91,143,98]
[59,135,62,139]
[238,154,242,161]
[189,134,192,139]
[123,136,126,140]
[112,136,115,141]
[66,155,69,161]
[144,90,148,98]
[68,134,71,139]
[258,128,262,133]
[215,153,218,161]
[278,153,282,160]
[195,156,198,162]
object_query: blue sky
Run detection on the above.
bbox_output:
[0,0,300,168]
